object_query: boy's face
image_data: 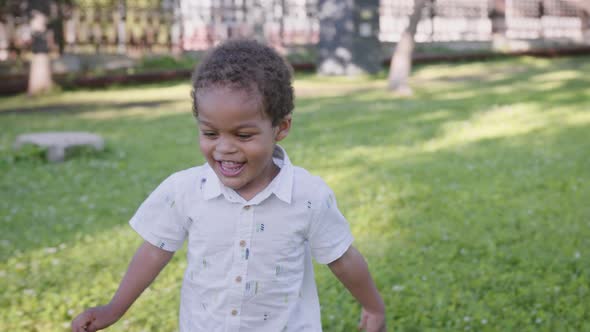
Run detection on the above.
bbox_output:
[196,86,291,200]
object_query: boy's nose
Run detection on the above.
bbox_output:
[215,137,238,154]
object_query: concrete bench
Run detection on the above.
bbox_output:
[13,132,105,162]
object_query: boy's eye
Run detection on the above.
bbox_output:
[202,132,217,138]
[237,133,253,139]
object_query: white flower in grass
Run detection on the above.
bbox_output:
[574,251,581,259]
[481,319,487,325]
[23,289,35,296]
[44,247,58,254]
[0,270,6,277]
[392,285,404,292]
[535,318,542,324]
[463,316,471,322]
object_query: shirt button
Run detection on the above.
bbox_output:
[231,309,238,316]
[235,276,242,283]
[239,240,246,247]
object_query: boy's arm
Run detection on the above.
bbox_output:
[328,245,386,332]
[71,241,174,332]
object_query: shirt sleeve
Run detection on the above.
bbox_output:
[307,186,354,264]
[129,174,187,252]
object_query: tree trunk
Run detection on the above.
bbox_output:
[28,1,53,95]
[117,0,127,54]
[249,0,266,43]
[388,0,427,95]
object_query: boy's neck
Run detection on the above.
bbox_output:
[235,161,281,202]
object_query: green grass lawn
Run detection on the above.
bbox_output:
[1,56,589,331]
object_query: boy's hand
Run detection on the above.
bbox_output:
[71,305,119,332]
[358,307,386,332]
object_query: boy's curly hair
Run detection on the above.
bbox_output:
[191,39,294,126]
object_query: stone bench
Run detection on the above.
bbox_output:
[13,132,105,162]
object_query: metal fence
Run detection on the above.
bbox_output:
[0,0,588,61]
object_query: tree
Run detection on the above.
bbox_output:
[317,0,381,76]
[27,0,53,95]
[387,0,427,95]
[15,0,72,95]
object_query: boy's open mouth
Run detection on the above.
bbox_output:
[217,160,246,177]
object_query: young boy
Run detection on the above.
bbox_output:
[72,39,386,332]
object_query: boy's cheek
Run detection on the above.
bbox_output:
[198,141,210,153]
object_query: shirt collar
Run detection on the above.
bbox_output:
[202,164,222,200]
[268,145,293,204]
[201,145,293,204]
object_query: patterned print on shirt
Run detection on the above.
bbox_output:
[241,247,250,260]
[327,194,333,209]
[244,281,259,297]
[256,223,265,232]
[165,195,175,208]
[275,265,284,276]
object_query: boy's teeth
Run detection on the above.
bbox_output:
[221,161,242,168]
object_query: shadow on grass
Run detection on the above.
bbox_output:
[0,99,181,116]
[312,122,589,330]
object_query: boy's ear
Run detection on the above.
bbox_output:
[274,114,292,142]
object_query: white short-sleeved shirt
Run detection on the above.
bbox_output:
[129,146,354,332]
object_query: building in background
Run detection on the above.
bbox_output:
[0,0,588,60]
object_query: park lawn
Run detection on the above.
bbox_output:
[1,56,589,331]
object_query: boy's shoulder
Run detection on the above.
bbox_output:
[291,165,334,201]
[163,164,209,194]
[169,164,208,181]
